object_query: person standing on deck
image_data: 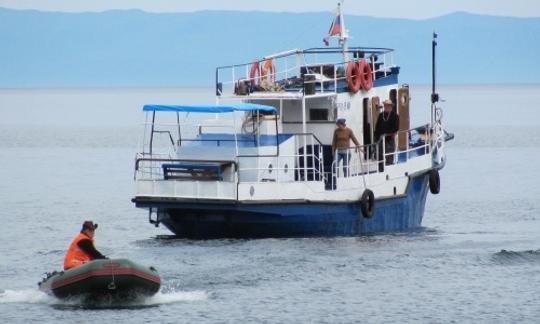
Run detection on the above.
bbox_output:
[332,118,360,177]
[375,99,400,171]
[64,221,107,270]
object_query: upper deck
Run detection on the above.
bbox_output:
[216,47,400,100]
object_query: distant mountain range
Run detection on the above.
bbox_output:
[1,8,539,87]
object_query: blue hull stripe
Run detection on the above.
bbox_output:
[135,173,429,238]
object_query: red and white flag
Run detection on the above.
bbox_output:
[323,12,342,46]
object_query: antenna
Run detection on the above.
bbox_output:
[431,32,439,104]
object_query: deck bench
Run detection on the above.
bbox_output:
[161,162,232,181]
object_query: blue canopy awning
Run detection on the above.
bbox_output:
[143,103,277,113]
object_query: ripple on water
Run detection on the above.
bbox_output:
[491,249,540,265]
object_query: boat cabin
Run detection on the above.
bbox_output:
[134,47,436,204]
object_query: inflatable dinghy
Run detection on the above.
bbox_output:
[38,258,160,300]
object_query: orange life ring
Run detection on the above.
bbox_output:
[249,61,260,86]
[346,61,361,93]
[261,59,276,82]
[358,59,373,91]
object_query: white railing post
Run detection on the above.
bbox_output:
[298,58,303,82]
[285,58,288,80]
[384,53,387,77]
[319,144,324,181]
[320,65,324,94]
[331,160,337,188]
[334,65,338,94]
[381,136,386,171]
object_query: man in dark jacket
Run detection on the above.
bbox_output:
[375,99,399,171]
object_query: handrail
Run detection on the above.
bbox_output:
[136,118,433,187]
[328,124,434,189]
[217,46,397,97]
[303,46,394,54]
[152,130,175,148]
[135,158,236,172]
[235,132,323,158]
[216,46,394,69]
[238,152,324,183]
[136,133,326,184]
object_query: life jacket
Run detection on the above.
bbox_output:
[63,232,95,270]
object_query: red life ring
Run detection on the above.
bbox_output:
[346,61,361,93]
[249,61,260,86]
[261,59,276,82]
[358,59,373,91]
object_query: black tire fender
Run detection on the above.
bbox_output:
[429,169,440,194]
[360,189,375,218]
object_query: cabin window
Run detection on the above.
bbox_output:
[309,109,329,121]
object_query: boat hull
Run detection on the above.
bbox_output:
[135,173,430,239]
[38,259,161,300]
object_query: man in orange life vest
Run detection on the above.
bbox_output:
[64,221,107,270]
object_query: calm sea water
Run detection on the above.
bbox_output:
[1,85,539,322]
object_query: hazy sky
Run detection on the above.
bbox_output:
[0,0,539,19]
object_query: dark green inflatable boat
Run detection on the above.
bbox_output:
[38,258,161,300]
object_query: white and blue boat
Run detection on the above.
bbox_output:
[132,2,452,238]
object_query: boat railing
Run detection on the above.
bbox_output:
[329,142,380,189]
[379,124,433,165]
[236,133,324,183]
[392,124,433,163]
[135,156,237,185]
[136,118,433,188]
[134,153,179,180]
[329,124,433,189]
[216,47,395,98]
[135,122,325,184]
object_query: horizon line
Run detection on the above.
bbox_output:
[1,7,539,21]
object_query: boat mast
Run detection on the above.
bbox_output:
[338,1,349,62]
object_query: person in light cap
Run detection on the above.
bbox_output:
[375,99,400,170]
[63,221,107,270]
[332,118,360,177]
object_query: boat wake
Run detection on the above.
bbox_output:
[0,287,209,308]
[143,289,209,305]
[492,249,540,265]
[0,289,53,304]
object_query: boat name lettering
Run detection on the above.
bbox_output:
[337,101,351,111]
